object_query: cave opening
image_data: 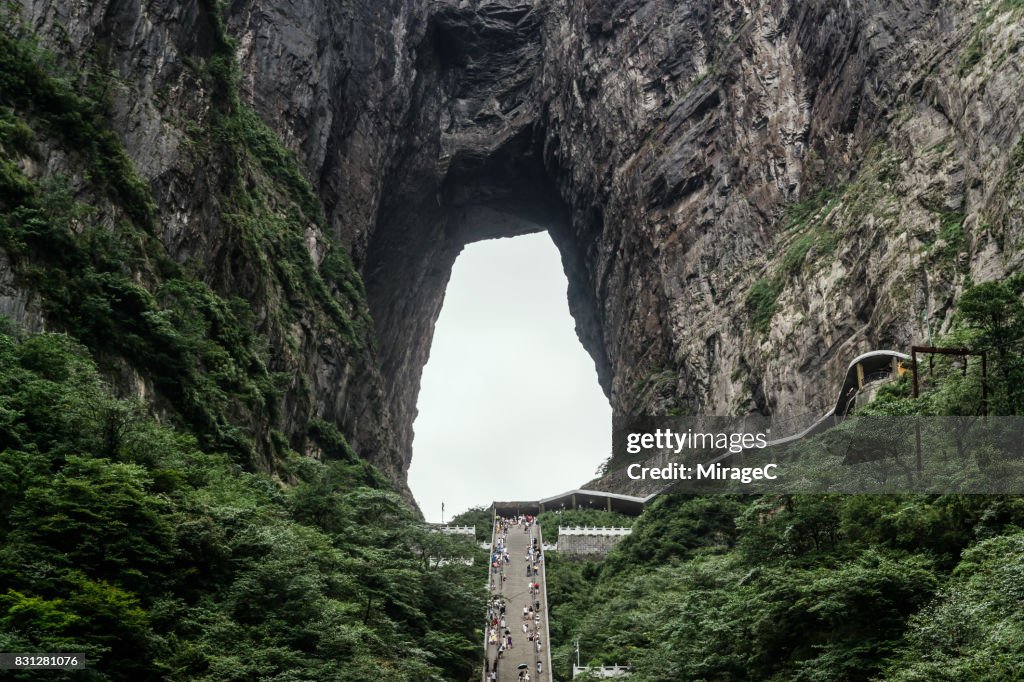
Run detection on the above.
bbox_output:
[407,232,611,522]
[360,123,615,513]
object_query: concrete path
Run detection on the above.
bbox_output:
[485,520,551,682]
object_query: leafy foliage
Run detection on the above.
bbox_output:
[858,276,1024,418]
[0,8,374,465]
[546,492,1024,681]
[0,329,486,681]
[450,506,495,543]
[0,29,155,228]
[549,281,1024,680]
[188,4,372,350]
[884,531,1024,680]
[0,10,488,680]
[745,278,782,334]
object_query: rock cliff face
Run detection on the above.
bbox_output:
[3,0,1023,491]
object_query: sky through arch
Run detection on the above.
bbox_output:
[408,232,612,523]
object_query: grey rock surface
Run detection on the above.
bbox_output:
[5,0,1023,494]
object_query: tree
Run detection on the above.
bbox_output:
[956,280,1024,413]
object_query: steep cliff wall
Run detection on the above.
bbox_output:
[1,0,405,489]
[359,0,1024,469]
[2,0,1022,488]
[533,0,1024,423]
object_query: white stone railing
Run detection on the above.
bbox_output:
[428,556,474,567]
[559,526,633,536]
[573,664,631,678]
[435,525,476,535]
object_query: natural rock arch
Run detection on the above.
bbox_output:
[363,130,612,473]
[247,0,1022,481]
[357,5,619,472]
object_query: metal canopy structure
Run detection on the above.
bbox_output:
[492,489,654,517]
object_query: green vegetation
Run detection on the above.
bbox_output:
[188,0,371,350]
[782,234,815,276]
[778,187,841,278]
[782,188,837,233]
[197,84,372,350]
[0,164,278,459]
[451,506,495,543]
[958,0,1024,76]
[547,492,1024,681]
[857,275,1024,417]
[927,210,967,265]
[745,277,782,334]
[746,186,844,335]
[0,30,155,228]
[949,275,1024,413]
[550,281,1024,680]
[1,11,486,681]
[884,531,1024,679]
[0,328,485,680]
[938,210,965,245]
[959,28,986,76]
[0,19,277,459]
[4,3,1024,681]
[627,366,682,416]
[0,5,374,464]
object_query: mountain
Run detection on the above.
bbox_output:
[3,1,1023,679]
[6,0,1022,488]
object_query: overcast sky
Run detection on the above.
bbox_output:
[408,232,612,523]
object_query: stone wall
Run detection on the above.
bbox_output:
[556,527,632,558]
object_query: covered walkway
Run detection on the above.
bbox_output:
[492,489,652,517]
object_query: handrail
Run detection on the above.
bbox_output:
[558,526,633,536]
[490,349,912,516]
[537,521,553,681]
[435,525,476,534]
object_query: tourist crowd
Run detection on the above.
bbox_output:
[484,515,546,681]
